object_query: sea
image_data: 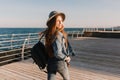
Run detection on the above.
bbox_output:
[0,28,83,34]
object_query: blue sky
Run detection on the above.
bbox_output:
[0,0,120,28]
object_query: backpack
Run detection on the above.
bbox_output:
[30,33,48,70]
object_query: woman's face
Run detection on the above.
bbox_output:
[56,15,64,29]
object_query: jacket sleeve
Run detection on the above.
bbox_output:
[67,41,75,56]
[52,37,67,60]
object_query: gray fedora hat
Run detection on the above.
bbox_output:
[46,11,65,26]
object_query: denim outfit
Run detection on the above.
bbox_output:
[47,31,75,80]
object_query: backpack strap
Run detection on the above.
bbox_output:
[39,32,45,41]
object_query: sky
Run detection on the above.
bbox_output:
[0,0,120,28]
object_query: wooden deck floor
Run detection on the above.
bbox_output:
[0,37,120,80]
[0,58,120,80]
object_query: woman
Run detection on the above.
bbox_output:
[44,11,75,80]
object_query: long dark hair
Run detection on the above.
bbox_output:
[44,15,68,57]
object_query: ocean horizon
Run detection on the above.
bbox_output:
[0,28,83,34]
[0,27,119,34]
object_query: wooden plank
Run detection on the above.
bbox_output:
[0,58,120,80]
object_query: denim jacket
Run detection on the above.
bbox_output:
[52,31,75,60]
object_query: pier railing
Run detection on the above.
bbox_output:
[0,33,40,65]
[84,27,120,32]
[0,31,84,65]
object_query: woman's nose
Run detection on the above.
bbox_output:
[60,21,63,24]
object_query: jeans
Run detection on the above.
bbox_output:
[47,60,70,80]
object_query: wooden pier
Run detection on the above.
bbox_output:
[0,37,120,80]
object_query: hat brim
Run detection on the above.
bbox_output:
[46,13,65,26]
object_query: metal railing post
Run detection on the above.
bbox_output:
[104,28,106,31]
[27,33,31,44]
[21,38,28,60]
[77,31,79,38]
[11,34,14,49]
[72,31,74,38]
[112,27,114,32]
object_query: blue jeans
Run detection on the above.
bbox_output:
[47,60,70,80]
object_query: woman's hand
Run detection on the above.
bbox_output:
[64,56,71,67]
[65,56,71,63]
